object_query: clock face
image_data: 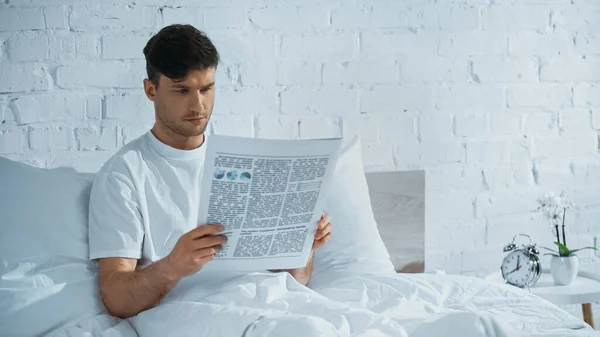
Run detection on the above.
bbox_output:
[501,250,532,287]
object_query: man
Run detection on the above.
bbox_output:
[88,24,332,319]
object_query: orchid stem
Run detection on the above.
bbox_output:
[562,208,567,247]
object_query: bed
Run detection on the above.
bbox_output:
[1,136,598,337]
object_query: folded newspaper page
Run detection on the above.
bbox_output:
[197,135,342,271]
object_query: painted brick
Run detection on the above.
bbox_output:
[282,33,356,60]
[70,5,158,31]
[482,5,550,31]
[421,141,465,165]
[401,56,470,83]
[361,85,432,113]
[8,32,49,61]
[559,109,593,136]
[437,6,480,30]
[56,61,145,89]
[216,87,279,115]
[466,139,530,165]
[394,139,421,168]
[0,129,27,154]
[0,65,50,93]
[162,7,202,27]
[255,116,299,139]
[209,31,277,63]
[419,113,454,140]
[211,114,254,137]
[102,33,151,59]
[249,5,329,31]
[10,94,102,125]
[475,191,537,217]
[298,117,341,139]
[75,125,118,150]
[121,121,153,145]
[439,32,507,56]
[278,61,321,86]
[509,32,574,56]
[434,85,504,108]
[341,116,379,143]
[362,32,438,59]
[238,61,278,86]
[323,60,397,85]
[427,192,475,219]
[44,6,67,29]
[542,57,600,82]
[29,127,74,151]
[104,92,154,120]
[281,86,358,116]
[523,110,559,135]
[362,143,394,168]
[507,84,572,108]
[379,116,417,141]
[204,7,246,30]
[574,84,600,107]
[455,113,489,138]
[0,8,45,31]
[472,57,538,82]
[534,135,597,158]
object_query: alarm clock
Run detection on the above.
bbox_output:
[501,234,542,288]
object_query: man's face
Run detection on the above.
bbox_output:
[145,67,216,138]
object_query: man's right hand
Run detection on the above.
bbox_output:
[164,224,227,279]
[98,224,227,319]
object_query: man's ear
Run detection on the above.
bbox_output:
[143,78,156,102]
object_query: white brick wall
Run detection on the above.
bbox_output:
[2,0,600,324]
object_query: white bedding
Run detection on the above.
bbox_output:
[48,272,600,337]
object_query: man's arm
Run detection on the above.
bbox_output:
[98,224,227,318]
[98,257,178,318]
[278,251,315,286]
[271,214,331,286]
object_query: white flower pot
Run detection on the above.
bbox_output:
[550,255,579,286]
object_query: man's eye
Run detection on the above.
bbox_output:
[177,89,188,94]
[200,87,212,93]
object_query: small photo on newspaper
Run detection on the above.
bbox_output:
[197,135,342,271]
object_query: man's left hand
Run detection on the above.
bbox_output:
[270,213,332,285]
[312,213,331,251]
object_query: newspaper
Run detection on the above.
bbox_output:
[197,135,342,271]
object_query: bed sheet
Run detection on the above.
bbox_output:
[48,272,600,337]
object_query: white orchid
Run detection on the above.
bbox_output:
[536,192,588,257]
[537,192,574,225]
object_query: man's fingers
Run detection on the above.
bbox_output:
[193,254,215,266]
[319,232,332,244]
[313,232,332,250]
[195,245,222,258]
[314,223,331,240]
[193,235,227,250]
[188,224,225,239]
[317,215,330,229]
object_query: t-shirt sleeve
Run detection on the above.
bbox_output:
[88,162,144,260]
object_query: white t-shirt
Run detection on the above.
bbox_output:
[88,131,208,267]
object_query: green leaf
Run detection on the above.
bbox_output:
[554,242,570,256]
[569,247,598,254]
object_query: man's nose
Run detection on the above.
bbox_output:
[190,90,205,112]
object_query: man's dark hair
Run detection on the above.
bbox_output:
[143,24,219,88]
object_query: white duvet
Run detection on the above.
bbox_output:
[48,272,599,337]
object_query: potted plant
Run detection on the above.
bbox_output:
[537,192,596,285]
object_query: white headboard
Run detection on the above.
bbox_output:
[365,171,425,273]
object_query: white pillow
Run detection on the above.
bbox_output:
[0,157,105,336]
[310,136,396,288]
